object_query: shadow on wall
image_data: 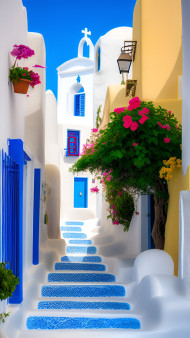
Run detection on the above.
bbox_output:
[155,47,182,101]
[45,164,61,239]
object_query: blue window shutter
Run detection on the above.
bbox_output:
[80,93,85,116]
[74,93,85,116]
[74,95,80,116]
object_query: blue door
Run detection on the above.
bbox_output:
[74,178,88,208]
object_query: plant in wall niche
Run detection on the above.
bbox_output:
[9,44,45,94]
[0,262,19,323]
[70,97,182,249]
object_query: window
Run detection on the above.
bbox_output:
[67,130,80,156]
[74,87,85,116]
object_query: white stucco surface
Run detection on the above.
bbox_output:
[45,90,59,167]
[179,190,190,280]
[0,0,27,151]
[93,27,133,126]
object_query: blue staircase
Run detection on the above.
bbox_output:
[25,221,141,332]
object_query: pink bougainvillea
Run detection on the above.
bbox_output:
[130,122,139,131]
[139,115,149,125]
[29,71,41,88]
[10,44,35,60]
[127,97,141,111]
[114,107,126,114]
[113,220,119,225]
[90,186,99,193]
[138,107,149,116]
[123,115,133,128]
[91,128,98,133]
[33,64,46,68]
[157,122,170,130]
[164,138,171,143]
[133,143,138,147]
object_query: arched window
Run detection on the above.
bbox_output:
[83,42,90,58]
[74,87,85,116]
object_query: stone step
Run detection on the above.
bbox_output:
[47,273,115,283]
[37,300,130,310]
[54,262,106,271]
[68,240,92,245]
[66,246,97,254]
[60,226,82,232]
[61,255,102,263]
[65,221,84,225]
[62,233,87,239]
[26,315,141,330]
[41,284,126,298]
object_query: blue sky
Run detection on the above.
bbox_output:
[22,0,137,98]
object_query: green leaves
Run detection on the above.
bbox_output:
[0,263,19,301]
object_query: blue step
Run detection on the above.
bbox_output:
[61,256,102,263]
[62,233,87,239]
[55,262,106,271]
[65,221,84,225]
[26,316,140,330]
[38,300,130,310]
[61,226,82,232]
[48,273,115,283]
[41,285,125,297]
[66,246,97,254]
[69,240,92,245]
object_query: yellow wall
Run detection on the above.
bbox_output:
[133,0,182,101]
[101,0,183,274]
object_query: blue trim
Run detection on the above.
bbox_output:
[67,130,80,156]
[74,177,88,208]
[8,139,24,304]
[33,169,41,265]
[74,93,85,116]
[98,46,101,71]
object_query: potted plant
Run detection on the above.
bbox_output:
[9,44,44,94]
[0,262,19,324]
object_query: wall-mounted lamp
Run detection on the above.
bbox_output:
[117,41,137,74]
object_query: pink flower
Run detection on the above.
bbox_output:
[101,179,105,185]
[26,95,29,97]
[90,186,99,193]
[23,73,26,76]
[23,67,29,70]
[130,122,139,131]
[113,210,117,214]
[33,64,46,68]
[113,220,119,225]
[10,44,34,60]
[123,115,133,128]
[168,110,172,115]
[127,97,141,111]
[166,125,170,130]
[118,191,123,196]
[157,122,162,127]
[91,128,98,132]
[106,175,112,181]
[112,205,115,209]
[103,172,107,177]
[164,138,170,143]
[138,107,149,116]
[114,107,126,114]
[133,143,138,146]
[139,115,149,124]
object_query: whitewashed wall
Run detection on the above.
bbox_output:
[94,27,133,126]
[24,32,47,248]
[0,0,27,151]
[57,59,94,127]
[45,90,59,167]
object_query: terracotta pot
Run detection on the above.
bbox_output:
[12,79,31,94]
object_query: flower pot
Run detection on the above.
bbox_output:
[12,79,31,94]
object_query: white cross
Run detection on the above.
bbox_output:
[82,28,91,38]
